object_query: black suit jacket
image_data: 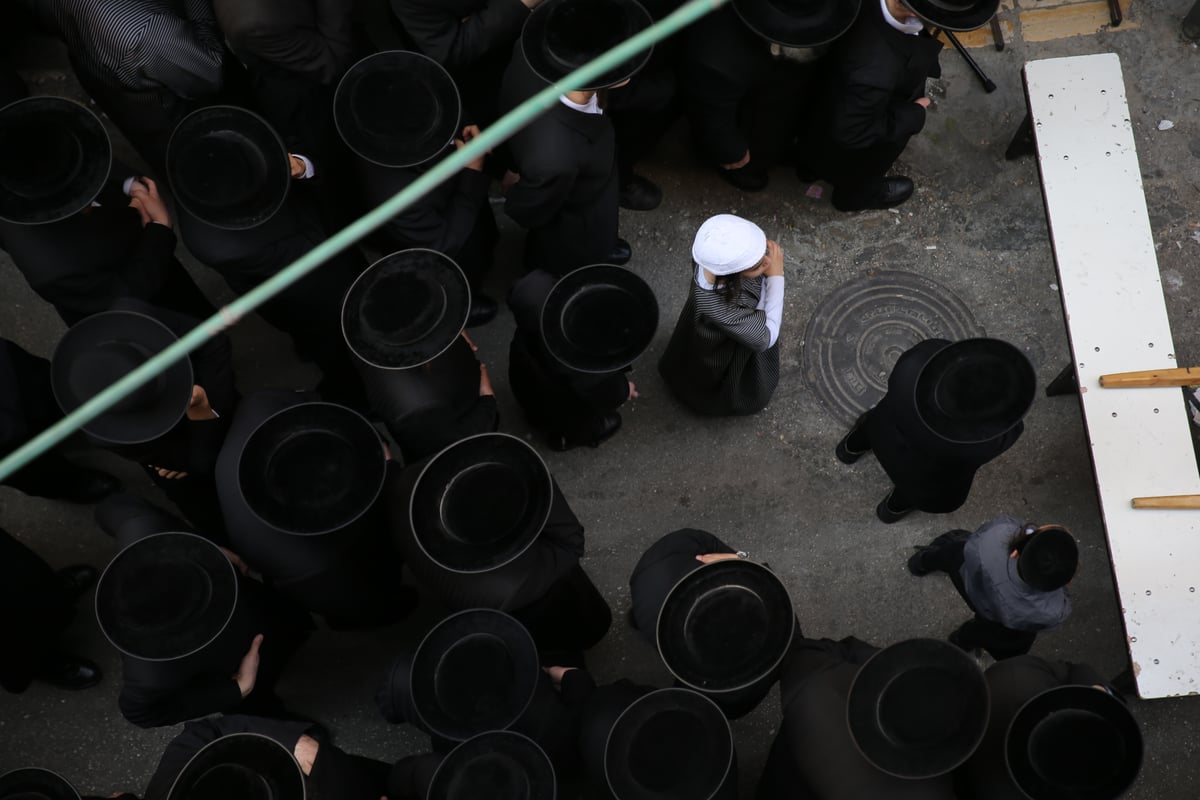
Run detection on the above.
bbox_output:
[0,339,57,458]
[627,528,735,640]
[0,526,76,693]
[213,0,356,83]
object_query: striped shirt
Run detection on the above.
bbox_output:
[32,0,225,97]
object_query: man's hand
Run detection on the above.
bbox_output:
[186,385,218,421]
[542,666,576,688]
[479,364,494,397]
[128,178,171,228]
[520,0,544,8]
[234,634,264,698]
[461,330,478,352]
[502,170,521,193]
[148,465,189,479]
[293,734,319,776]
[915,97,931,108]
[764,240,785,277]
[219,547,251,576]
[289,154,312,179]
[456,125,487,172]
[722,150,751,170]
[628,380,639,400]
[695,553,741,564]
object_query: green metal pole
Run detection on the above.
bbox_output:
[0,0,728,483]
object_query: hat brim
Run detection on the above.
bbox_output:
[166,733,305,800]
[51,310,194,446]
[0,96,111,225]
[408,433,554,574]
[428,731,557,800]
[411,609,542,741]
[656,560,795,693]
[521,0,654,91]
[903,0,1000,31]
[541,264,659,374]
[334,50,462,168]
[342,249,472,369]
[95,532,238,662]
[1006,686,1143,800]
[914,338,1036,444]
[237,402,387,535]
[847,638,989,778]
[0,768,81,800]
[732,0,863,47]
[167,105,290,230]
[605,688,734,800]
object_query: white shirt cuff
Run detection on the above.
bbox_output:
[291,153,315,180]
[122,176,137,195]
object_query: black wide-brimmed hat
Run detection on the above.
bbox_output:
[429,731,557,800]
[903,0,1000,31]
[847,638,990,778]
[334,50,462,169]
[167,106,290,230]
[166,733,305,800]
[408,433,554,574]
[411,609,542,742]
[542,264,658,374]
[522,0,654,91]
[1006,686,1142,800]
[237,402,387,535]
[914,338,1036,445]
[0,768,80,800]
[0,96,110,225]
[656,560,795,693]
[96,531,238,661]
[733,0,863,47]
[604,688,733,800]
[342,249,471,370]
[51,310,194,446]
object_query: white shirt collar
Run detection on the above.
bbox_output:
[880,0,925,34]
[558,93,602,115]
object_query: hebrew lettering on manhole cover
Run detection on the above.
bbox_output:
[801,270,985,423]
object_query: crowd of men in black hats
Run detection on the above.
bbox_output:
[0,0,1146,798]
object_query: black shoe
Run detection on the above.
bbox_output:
[907,547,933,576]
[834,177,914,212]
[58,564,99,598]
[589,412,622,448]
[876,490,914,524]
[467,293,498,327]
[548,413,623,452]
[717,162,768,192]
[36,653,102,690]
[607,238,632,266]
[55,467,122,504]
[619,174,662,211]
[835,413,871,464]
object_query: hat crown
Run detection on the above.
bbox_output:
[542,265,658,373]
[544,0,635,70]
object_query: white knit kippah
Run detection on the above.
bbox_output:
[691,214,768,276]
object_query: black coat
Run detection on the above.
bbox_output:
[868,338,1023,512]
[0,526,77,693]
[500,48,618,275]
[213,0,356,84]
[0,338,68,496]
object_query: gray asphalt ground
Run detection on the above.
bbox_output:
[3,3,1200,796]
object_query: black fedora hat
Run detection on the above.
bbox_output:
[902,0,1000,31]
[542,264,659,374]
[914,338,1036,445]
[732,0,863,47]
[237,402,387,535]
[166,733,304,800]
[605,688,733,800]
[1006,686,1142,800]
[0,96,110,225]
[521,0,654,91]
[51,310,194,446]
[847,638,990,778]
[656,560,795,693]
[408,433,554,574]
[411,609,542,742]
[428,731,556,800]
[95,531,238,661]
[342,249,472,370]
[0,768,80,800]
[334,50,462,169]
[167,105,290,230]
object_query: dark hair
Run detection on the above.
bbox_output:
[713,271,744,303]
[1014,525,1078,592]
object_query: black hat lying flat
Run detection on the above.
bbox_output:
[732,0,863,47]
[656,559,795,693]
[0,96,110,225]
[542,264,658,374]
[408,433,554,574]
[521,0,654,91]
[334,50,462,168]
[604,688,733,800]
[903,0,1000,31]
[410,609,542,742]
[342,249,472,370]
[428,731,557,800]
[847,638,990,778]
[1006,685,1142,800]
[237,402,387,535]
[51,310,194,446]
[0,768,80,800]
[167,105,290,230]
[914,337,1036,445]
[95,531,238,662]
[166,733,305,800]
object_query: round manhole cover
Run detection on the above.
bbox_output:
[802,270,985,423]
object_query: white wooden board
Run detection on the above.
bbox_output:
[1027,53,1200,699]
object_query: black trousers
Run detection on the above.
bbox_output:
[919,530,1038,660]
[143,467,229,547]
[0,529,76,693]
[607,56,678,186]
[511,564,613,666]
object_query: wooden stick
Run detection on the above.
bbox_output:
[1100,367,1200,388]
[1132,495,1200,509]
